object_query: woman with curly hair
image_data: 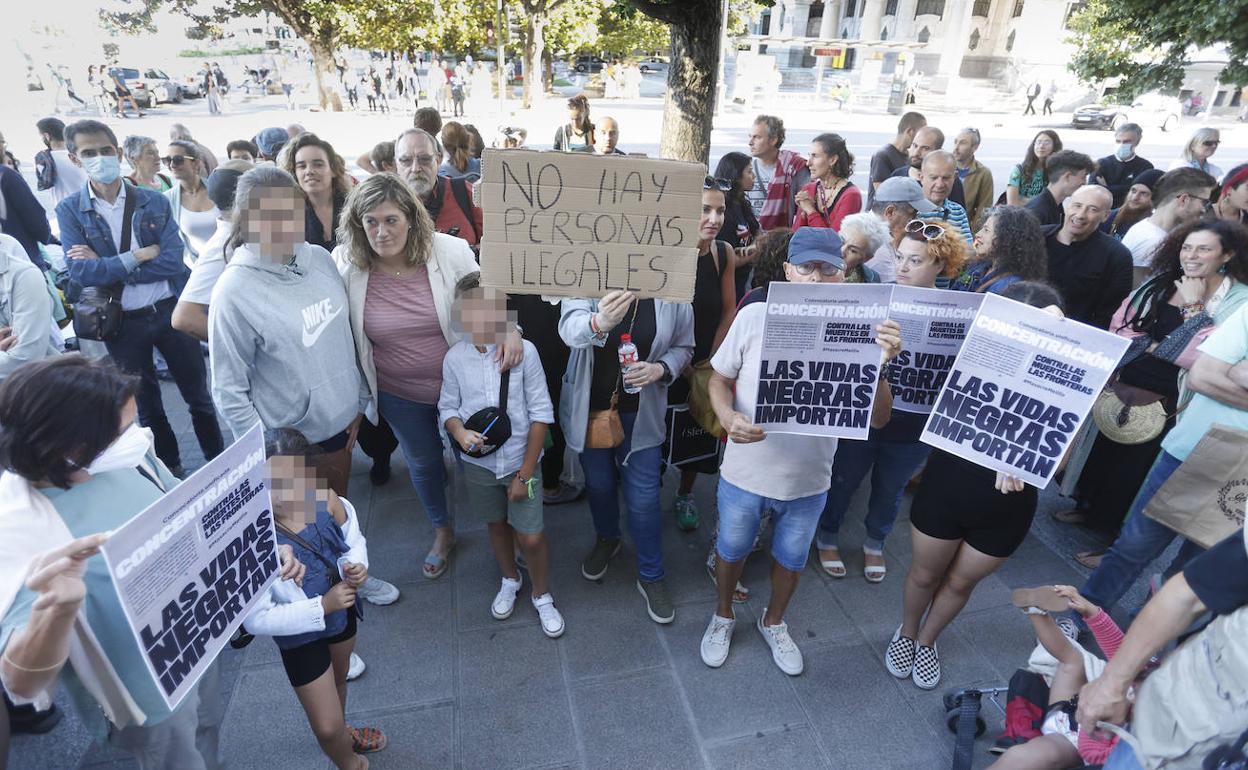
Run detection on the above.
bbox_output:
[1058,218,1248,543]
[968,206,1049,293]
[793,133,860,231]
[1006,130,1062,206]
[281,132,353,251]
[817,218,968,583]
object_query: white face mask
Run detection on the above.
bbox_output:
[79,423,154,475]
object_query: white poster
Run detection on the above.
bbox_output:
[754,282,895,440]
[101,424,278,710]
[887,286,984,414]
[920,294,1131,488]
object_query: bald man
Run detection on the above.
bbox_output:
[918,151,973,245]
[596,116,624,155]
[1042,185,1133,328]
[890,126,966,208]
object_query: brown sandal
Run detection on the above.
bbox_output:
[350,726,388,754]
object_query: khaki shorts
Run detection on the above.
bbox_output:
[460,461,544,534]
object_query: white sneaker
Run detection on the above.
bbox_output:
[532,593,565,638]
[356,576,400,606]
[491,575,523,620]
[756,611,803,676]
[346,652,366,681]
[700,613,735,668]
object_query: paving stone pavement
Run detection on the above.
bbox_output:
[9,379,1167,770]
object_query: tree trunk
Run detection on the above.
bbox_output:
[522,14,547,108]
[307,39,344,112]
[659,6,722,163]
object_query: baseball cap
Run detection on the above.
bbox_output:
[253,126,289,159]
[787,227,846,270]
[875,177,938,213]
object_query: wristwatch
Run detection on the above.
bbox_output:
[658,361,673,385]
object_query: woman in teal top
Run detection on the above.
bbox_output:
[1006,129,1062,206]
[0,356,235,768]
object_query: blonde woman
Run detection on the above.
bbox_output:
[335,173,524,579]
[1168,127,1223,180]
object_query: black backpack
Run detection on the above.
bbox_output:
[34,148,56,191]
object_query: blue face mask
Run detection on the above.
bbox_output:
[1115,143,1135,161]
[82,155,121,185]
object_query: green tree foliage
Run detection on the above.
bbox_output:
[1066,0,1248,98]
[338,0,495,57]
[596,2,670,56]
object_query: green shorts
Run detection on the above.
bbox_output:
[460,461,545,534]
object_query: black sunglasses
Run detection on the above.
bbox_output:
[703,176,732,191]
[162,155,193,167]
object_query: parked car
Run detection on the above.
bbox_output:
[1071,91,1181,132]
[177,71,205,98]
[574,55,606,73]
[116,67,182,108]
[637,57,668,74]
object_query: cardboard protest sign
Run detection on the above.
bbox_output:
[478,149,704,301]
[754,282,894,440]
[101,424,278,710]
[887,286,984,414]
[920,294,1131,488]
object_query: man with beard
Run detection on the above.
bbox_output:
[394,127,482,247]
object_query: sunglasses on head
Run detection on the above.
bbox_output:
[162,155,193,167]
[703,176,732,191]
[905,219,946,241]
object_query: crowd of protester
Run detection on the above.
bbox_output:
[0,99,1246,770]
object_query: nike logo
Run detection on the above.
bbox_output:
[301,299,343,348]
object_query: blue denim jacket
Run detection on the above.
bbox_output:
[55,181,189,300]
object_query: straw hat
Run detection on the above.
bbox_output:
[1092,390,1167,445]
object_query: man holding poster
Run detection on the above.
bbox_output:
[700,228,901,676]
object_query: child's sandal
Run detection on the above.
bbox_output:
[351,726,388,754]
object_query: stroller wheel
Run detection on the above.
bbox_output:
[942,689,963,712]
[945,708,986,737]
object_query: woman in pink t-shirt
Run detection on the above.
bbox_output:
[336,173,523,578]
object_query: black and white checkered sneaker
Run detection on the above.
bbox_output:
[912,644,941,690]
[884,625,916,679]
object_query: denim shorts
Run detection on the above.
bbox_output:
[715,478,827,572]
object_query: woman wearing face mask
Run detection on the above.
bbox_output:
[0,356,285,768]
[816,220,967,582]
[1006,130,1062,206]
[164,140,218,264]
[281,133,352,252]
[336,173,522,580]
[1056,219,1248,553]
[669,177,739,532]
[208,166,371,501]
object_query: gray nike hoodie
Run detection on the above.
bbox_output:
[208,242,369,443]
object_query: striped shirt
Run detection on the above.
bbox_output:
[922,199,974,245]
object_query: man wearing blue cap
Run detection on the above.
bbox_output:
[700,227,903,676]
[253,126,289,163]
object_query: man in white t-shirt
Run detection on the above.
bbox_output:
[35,117,88,206]
[1121,167,1216,284]
[702,227,901,676]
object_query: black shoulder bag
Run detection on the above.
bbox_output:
[71,185,135,341]
[463,368,512,456]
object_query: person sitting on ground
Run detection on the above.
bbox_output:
[1121,167,1217,285]
[987,585,1122,770]
[1041,185,1133,329]
[244,428,383,770]
[967,205,1049,294]
[702,227,902,675]
[225,139,258,163]
[1168,127,1222,180]
[439,287,564,638]
[438,121,481,181]
[865,177,937,283]
[816,219,965,583]
[793,132,860,232]
[1023,150,1096,228]
[1102,168,1164,240]
[1007,131,1062,206]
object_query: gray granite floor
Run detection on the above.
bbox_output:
[8,379,1166,770]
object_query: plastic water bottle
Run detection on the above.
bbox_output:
[619,334,641,394]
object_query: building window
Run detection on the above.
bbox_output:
[886,0,899,15]
[1005,29,1016,50]
[845,0,857,17]
[880,25,889,39]
[915,0,945,17]
[973,0,991,16]
[917,26,931,43]
[1012,0,1024,16]
[968,28,980,50]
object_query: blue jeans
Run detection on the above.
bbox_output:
[716,478,826,573]
[1080,451,1195,619]
[1102,740,1144,770]
[378,392,451,529]
[817,438,931,552]
[579,410,664,581]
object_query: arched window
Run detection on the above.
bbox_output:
[968,28,980,50]
[973,0,991,15]
[917,26,931,43]
[1005,29,1016,50]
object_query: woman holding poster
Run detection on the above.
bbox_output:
[885,281,1065,691]
[1059,219,1248,550]
[816,219,967,582]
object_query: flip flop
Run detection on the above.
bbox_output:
[350,726,388,754]
[818,547,847,579]
[423,539,456,579]
[863,547,886,584]
[1011,586,1069,613]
